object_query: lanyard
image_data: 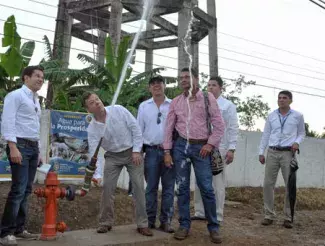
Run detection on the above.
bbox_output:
[278,110,291,133]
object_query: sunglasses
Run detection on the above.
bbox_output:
[157,112,162,124]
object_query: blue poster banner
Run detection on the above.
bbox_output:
[0,104,11,179]
[49,110,92,178]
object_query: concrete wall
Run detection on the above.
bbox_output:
[115,131,325,190]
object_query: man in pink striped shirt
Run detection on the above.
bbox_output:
[163,68,225,244]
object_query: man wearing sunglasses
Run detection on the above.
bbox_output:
[137,76,175,233]
[1,66,44,246]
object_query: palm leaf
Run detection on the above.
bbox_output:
[42,35,53,60]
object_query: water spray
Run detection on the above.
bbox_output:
[182,5,195,150]
[111,0,154,106]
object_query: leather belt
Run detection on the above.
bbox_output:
[269,146,291,151]
[143,144,163,150]
[178,136,208,145]
[17,138,39,148]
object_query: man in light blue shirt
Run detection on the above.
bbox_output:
[259,90,305,229]
[137,76,175,233]
[1,66,44,246]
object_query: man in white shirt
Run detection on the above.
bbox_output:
[192,76,239,225]
[82,92,152,236]
[137,76,175,233]
[0,66,44,246]
[259,90,305,229]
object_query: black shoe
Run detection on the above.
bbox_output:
[174,227,189,240]
[158,223,175,233]
[261,218,273,226]
[210,230,222,244]
[191,216,206,221]
[96,225,112,233]
[148,224,156,229]
[283,220,293,229]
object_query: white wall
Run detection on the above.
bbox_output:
[114,130,325,190]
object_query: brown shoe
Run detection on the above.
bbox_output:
[158,223,175,233]
[261,218,273,226]
[174,227,189,240]
[137,227,153,236]
[210,230,222,244]
[96,225,112,233]
[283,220,293,229]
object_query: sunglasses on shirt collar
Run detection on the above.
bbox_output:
[157,112,162,124]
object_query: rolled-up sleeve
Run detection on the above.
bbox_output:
[163,99,177,150]
[227,103,239,150]
[1,91,20,143]
[120,106,143,152]
[207,92,225,148]
[295,114,305,144]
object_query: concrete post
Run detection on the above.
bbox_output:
[97,30,106,65]
[145,22,154,71]
[46,0,72,109]
[109,0,122,54]
[178,0,192,75]
[207,0,218,76]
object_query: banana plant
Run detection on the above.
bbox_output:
[39,35,90,110]
[0,15,35,100]
[77,35,167,114]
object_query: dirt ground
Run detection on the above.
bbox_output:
[0,183,325,246]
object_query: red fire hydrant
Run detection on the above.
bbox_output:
[34,171,75,240]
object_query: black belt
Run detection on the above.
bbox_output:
[17,138,38,148]
[143,144,163,150]
[269,146,291,151]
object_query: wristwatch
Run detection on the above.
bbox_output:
[164,150,171,154]
[228,149,236,153]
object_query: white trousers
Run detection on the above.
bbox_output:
[193,149,227,222]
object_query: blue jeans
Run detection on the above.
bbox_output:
[173,137,218,232]
[144,146,176,226]
[0,140,39,238]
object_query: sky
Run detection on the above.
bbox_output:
[0,0,325,133]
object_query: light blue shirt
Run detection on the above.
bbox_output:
[259,108,306,155]
[1,85,41,143]
[137,97,171,146]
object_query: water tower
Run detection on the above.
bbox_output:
[54,0,218,76]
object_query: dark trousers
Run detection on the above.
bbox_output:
[144,146,176,226]
[0,139,39,238]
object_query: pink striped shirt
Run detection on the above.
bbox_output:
[163,90,225,149]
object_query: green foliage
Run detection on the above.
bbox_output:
[305,123,325,139]
[0,15,35,98]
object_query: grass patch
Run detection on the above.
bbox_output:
[226,187,325,211]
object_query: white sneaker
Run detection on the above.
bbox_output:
[15,230,38,240]
[0,235,18,246]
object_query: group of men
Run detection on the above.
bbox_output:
[0,65,305,246]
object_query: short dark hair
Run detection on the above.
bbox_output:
[278,90,292,100]
[149,75,164,84]
[181,67,198,78]
[209,76,223,87]
[81,91,95,108]
[21,65,44,82]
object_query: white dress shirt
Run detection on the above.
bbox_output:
[217,96,239,151]
[259,109,305,155]
[137,97,171,146]
[1,85,41,143]
[87,105,143,178]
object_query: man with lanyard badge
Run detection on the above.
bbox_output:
[258,90,305,229]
